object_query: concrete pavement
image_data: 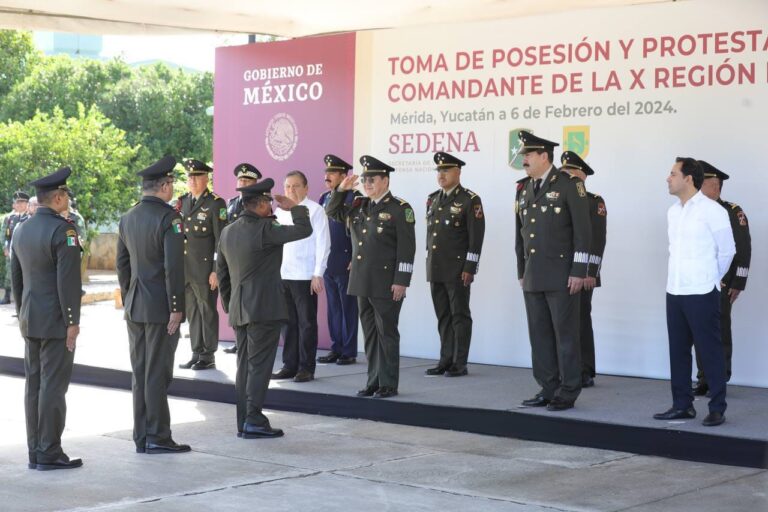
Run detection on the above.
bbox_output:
[0,375,765,512]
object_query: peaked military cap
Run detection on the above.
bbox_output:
[518,130,559,154]
[237,177,274,200]
[12,190,30,201]
[138,156,177,181]
[359,155,394,176]
[183,159,212,175]
[433,152,466,170]
[30,166,72,193]
[698,160,729,181]
[324,154,353,173]
[560,151,594,175]
[234,163,262,180]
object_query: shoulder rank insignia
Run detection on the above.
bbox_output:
[394,196,407,206]
[464,188,478,199]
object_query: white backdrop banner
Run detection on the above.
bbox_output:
[354,0,768,386]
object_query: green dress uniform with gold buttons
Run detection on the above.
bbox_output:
[325,155,416,395]
[514,132,591,406]
[177,180,227,366]
[694,161,751,389]
[11,168,81,468]
[116,156,186,451]
[426,152,485,375]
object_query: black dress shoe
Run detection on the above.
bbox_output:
[223,345,237,354]
[336,356,356,365]
[582,376,595,388]
[317,352,340,363]
[136,446,146,454]
[373,387,398,398]
[445,366,468,377]
[178,359,197,369]
[653,406,696,420]
[191,360,216,370]
[425,365,447,376]
[356,386,378,397]
[702,411,725,427]
[36,457,83,471]
[521,395,550,407]
[27,462,36,470]
[270,368,296,380]
[145,440,191,454]
[546,397,575,411]
[294,370,314,383]
[242,423,284,439]
[692,382,709,396]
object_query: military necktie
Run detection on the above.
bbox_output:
[191,197,197,208]
[533,179,541,195]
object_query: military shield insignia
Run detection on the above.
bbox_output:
[172,218,183,234]
[576,182,587,197]
[508,127,533,170]
[562,126,590,158]
[219,208,227,220]
[405,208,415,223]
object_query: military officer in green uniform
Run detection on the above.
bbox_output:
[2,191,31,303]
[116,156,190,455]
[223,163,262,355]
[424,152,485,378]
[218,179,312,438]
[176,159,227,370]
[560,151,607,388]
[515,131,591,411]
[325,155,416,398]
[694,160,751,396]
[11,167,82,470]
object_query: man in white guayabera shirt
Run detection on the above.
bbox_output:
[271,170,330,383]
[654,157,735,427]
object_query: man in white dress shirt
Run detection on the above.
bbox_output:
[654,157,735,427]
[271,170,330,383]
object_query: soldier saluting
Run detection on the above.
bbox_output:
[560,151,607,388]
[325,155,416,399]
[11,167,82,470]
[515,131,591,411]
[424,152,485,378]
[176,159,227,371]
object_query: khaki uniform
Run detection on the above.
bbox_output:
[11,207,81,466]
[515,166,591,402]
[325,190,416,390]
[116,196,186,449]
[425,185,485,370]
[177,189,227,363]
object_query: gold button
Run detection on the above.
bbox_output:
[432,232,437,236]
[531,249,536,254]
[531,218,536,223]
[560,254,564,258]
[384,266,387,270]
[185,228,189,232]
[530,234,535,238]
[358,241,362,246]
[435,220,439,224]
[357,255,362,260]
[532,204,537,208]
[432,245,437,249]
[362,229,367,233]
[438,207,443,211]
[184,251,187,255]
[187,217,191,221]
[366,217,370,221]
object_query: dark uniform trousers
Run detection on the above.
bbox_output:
[186,282,219,363]
[236,321,283,428]
[431,281,472,368]
[324,273,358,358]
[359,296,403,390]
[127,321,179,448]
[281,280,318,374]
[24,337,75,464]
[579,289,595,379]
[667,288,727,413]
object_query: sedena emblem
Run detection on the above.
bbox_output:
[562,126,590,159]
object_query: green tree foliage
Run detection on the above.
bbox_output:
[0,30,40,98]
[0,105,140,231]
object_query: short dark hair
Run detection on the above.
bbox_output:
[142,177,172,193]
[243,195,271,209]
[675,157,703,189]
[534,148,554,164]
[285,170,307,186]
[37,188,65,206]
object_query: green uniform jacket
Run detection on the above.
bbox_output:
[116,196,186,324]
[515,166,592,292]
[586,192,607,287]
[425,185,485,282]
[217,206,312,327]
[718,198,751,291]
[325,190,416,299]
[177,189,227,284]
[10,207,82,338]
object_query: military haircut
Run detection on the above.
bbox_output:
[141,176,172,193]
[36,188,66,206]
[285,170,308,186]
[676,157,704,189]
[534,148,554,164]
[242,194,271,209]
